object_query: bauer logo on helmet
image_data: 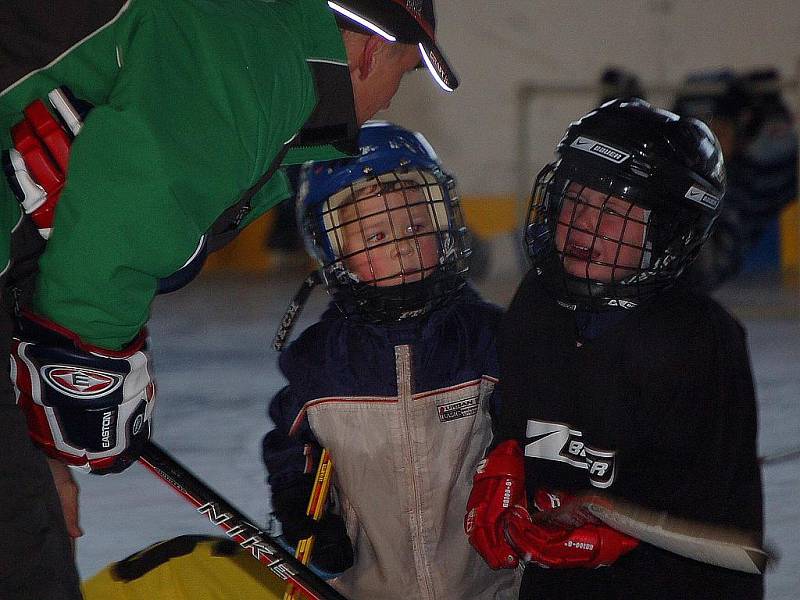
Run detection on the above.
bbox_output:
[570,136,631,164]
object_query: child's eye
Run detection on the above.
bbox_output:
[366,231,386,243]
[406,223,426,234]
[603,203,628,217]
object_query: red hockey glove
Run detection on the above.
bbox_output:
[502,495,639,569]
[11,311,156,474]
[532,488,598,529]
[3,87,89,238]
[465,440,527,569]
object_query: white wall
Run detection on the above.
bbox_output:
[384,0,800,200]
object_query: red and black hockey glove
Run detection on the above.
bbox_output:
[271,474,354,579]
[465,439,527,569]
[501,488,639,569]
[11,311,156,474]
[3,86,90,238]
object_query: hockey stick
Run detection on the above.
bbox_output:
[138,442,349,600]
[285,448,335,600]
[579,495,768,574]
[273,271,322,351]
[508,493,768,574]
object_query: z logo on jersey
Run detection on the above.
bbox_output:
[524,419,616,488]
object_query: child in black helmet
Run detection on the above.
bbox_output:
[466,99,764,599]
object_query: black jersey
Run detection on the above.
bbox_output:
[498,270,763,599]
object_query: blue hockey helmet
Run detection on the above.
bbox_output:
[296,121,470,322]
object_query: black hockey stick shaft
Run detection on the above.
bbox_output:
[273,271,321,351]
[138,441,349,600]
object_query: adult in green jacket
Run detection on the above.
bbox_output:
[0,1,458,598]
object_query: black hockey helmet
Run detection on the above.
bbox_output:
[526,98,725,310]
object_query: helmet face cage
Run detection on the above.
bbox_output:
[298,123,470,321]
[321,168,461,284]
[526,101,724,311]
[528,166,690,310]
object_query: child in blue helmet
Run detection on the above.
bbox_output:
[262,121,520,600]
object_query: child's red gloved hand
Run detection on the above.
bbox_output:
[464,440,527,569]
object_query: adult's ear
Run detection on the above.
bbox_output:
[342,31,386,80]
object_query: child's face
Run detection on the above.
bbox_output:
[337,181,440,287]
[555,182,649,283]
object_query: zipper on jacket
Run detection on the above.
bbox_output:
[395,344,436,599]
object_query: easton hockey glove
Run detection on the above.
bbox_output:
[11,311,156,474]
[502,495,639,569]
[271,474,354,578]
[3,86,91,239]
[465,439,527,569]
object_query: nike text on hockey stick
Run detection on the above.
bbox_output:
[546,493,770,574]
[285,448,335,600]
[138,442,349,600]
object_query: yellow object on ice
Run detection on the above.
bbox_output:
[82,535,285,600]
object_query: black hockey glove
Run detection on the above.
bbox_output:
[271,475,354,578]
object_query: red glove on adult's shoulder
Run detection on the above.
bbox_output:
[502,488,639,569]
[3,86,89,238]
[464,439,526,569]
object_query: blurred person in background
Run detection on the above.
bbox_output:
[673,68,798,290]
[595,67,798,291]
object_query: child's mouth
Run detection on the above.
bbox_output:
[564,243,592,260]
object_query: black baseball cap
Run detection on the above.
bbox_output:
[327,0,459,92]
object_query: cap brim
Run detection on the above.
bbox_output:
[417,41,458,92]
[328,0,459,91]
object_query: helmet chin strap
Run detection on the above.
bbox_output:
[538,255,645,313]
[333,273,467,323]
[272,267,466,349]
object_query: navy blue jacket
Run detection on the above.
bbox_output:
[260,286,516,600]
[263,286,502,490]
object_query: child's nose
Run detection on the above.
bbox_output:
[573,202,599,233]
[391,238,415,258]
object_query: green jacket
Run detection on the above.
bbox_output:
[0,0,357,349]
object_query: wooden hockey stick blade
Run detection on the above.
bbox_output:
[139,442,348,600]
[578,494,768,574]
